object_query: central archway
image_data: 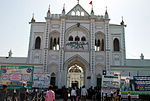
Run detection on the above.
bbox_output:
[67,64,84,88]
[64,55,88,88]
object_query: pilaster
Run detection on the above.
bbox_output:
[43,18,50,72]
[58,17,66,88]
[90,18,96,87]
[104,19,111,72]
[122,25,126,65]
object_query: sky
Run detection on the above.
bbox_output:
[0,0,150,59]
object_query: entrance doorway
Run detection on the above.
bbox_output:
[72,81,78,88]
[67,64,85,88]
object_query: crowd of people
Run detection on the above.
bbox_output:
[0,83,132,101]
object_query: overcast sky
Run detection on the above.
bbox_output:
[0,0,150,59]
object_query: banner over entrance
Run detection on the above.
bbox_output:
[0,65,34,89]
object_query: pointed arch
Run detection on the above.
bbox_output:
[35,37,41,49]
[81,36,86,41]
[51,72,56,77]
[75,36,80,41]
[49,30,60,51]
[64,54,89,70]
[69,36,73,41]
[50,72,56,86]
[114,38,120,51]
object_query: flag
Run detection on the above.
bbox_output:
[89,1,92,5]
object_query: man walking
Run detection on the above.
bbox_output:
[81,85,88,101]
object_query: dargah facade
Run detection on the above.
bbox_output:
[1,3,150,88]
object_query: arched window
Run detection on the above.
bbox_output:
[72,11,75,16]
[35,37,41,49]
[75,36,80,41]
[114,38,120,51]
[101,39,104,51]
[50,37,53,50]
[81,11,84,16]
[69,36,73,41]
[81,36,86,41]
[97,39,100,47]
[76,11,80,16]
[54,38,57,46]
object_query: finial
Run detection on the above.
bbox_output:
[105,6,108,14]
[77,0,79,4]
[8,49,13,57]
[91,4,94,14]
[140,53,144,60]
[105,6,109,19]
[48,4,50,13]
[63,3,65,11]
[120,16,124,25]
[31,13,35,22]
[32,13,34,19]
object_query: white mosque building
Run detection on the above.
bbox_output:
[0,3,150,88]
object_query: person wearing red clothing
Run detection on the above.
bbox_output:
[45,85,55,101]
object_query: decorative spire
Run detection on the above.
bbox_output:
[105,6,109,19]
[140,53,144,60]
[31,13,35,22]
[62,3,65,16]
[8,49,12,57]
[105,6,108,14]
[120,16,124,25]
[63,3,65,12]
[91,4,94,15]
[48,4,50,13]
[47,5,51,17]
[77,0,79,4]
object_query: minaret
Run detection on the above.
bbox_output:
[47,5,51,17]
[105,7,109,19]
[62,4,65,16]
[31,13,35,23]
[91,5,94,16]
[8,50,12,57]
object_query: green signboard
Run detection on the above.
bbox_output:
[0,65,34,89]
[122,91,150,95]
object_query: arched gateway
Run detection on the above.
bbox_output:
[64,55,89,88]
